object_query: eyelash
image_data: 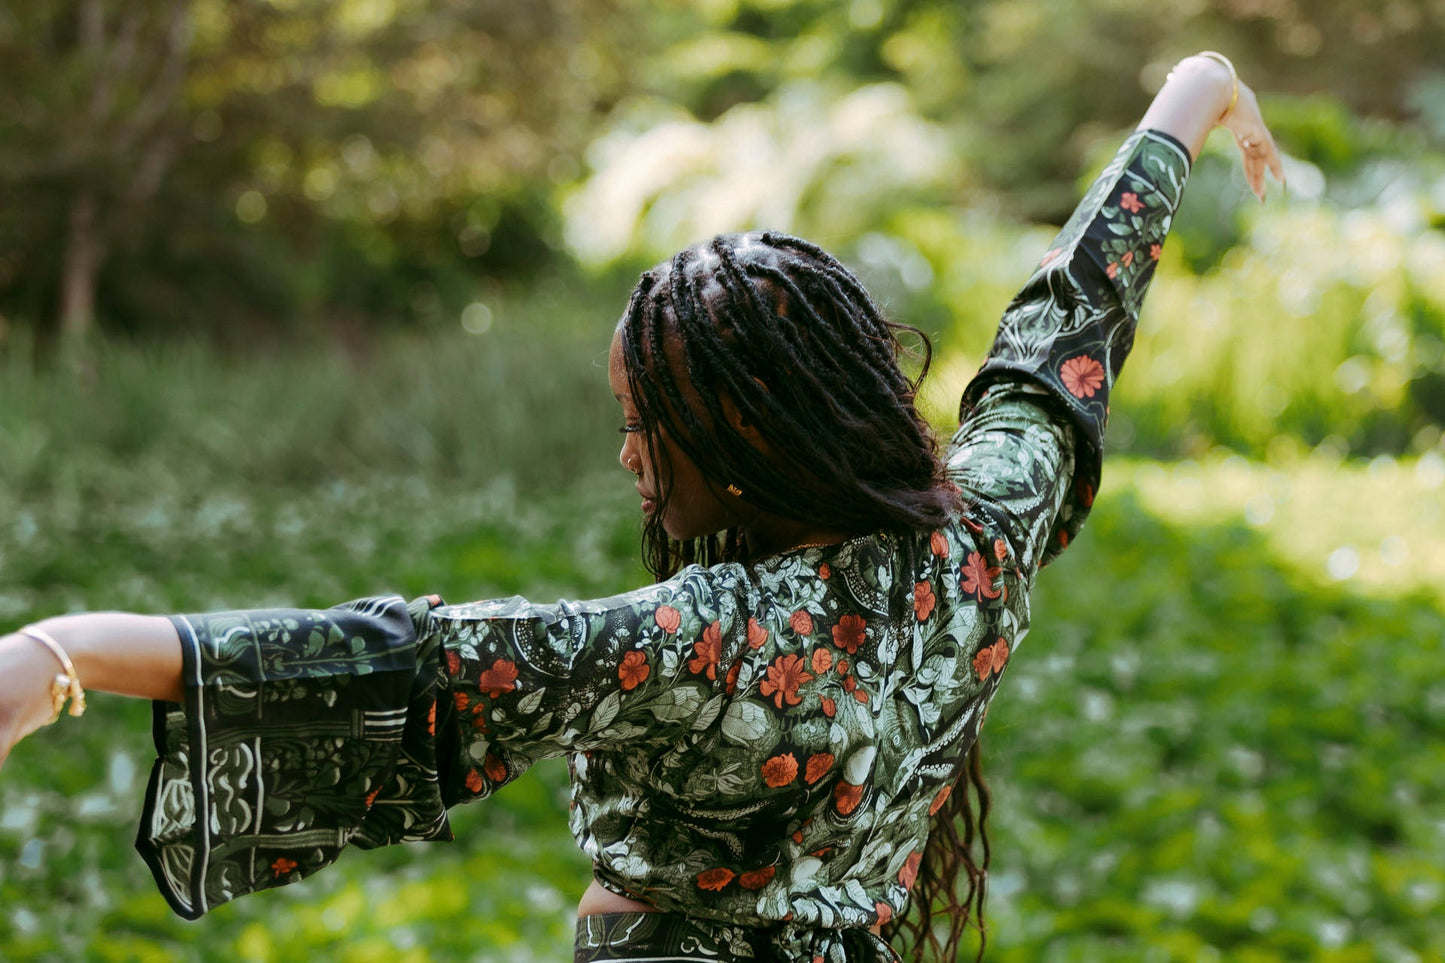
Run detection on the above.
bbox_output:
[619,424,642,434]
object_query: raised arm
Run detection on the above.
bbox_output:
[950,52,1280,578]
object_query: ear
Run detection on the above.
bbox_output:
[718,380,770,449]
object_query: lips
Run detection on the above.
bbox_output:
[636,485,657,514]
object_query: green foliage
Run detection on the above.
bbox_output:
[7,0,1445,343]
[1,334,1442,960]
[0,277,631,504]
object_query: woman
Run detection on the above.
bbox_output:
[0,53,1281,962]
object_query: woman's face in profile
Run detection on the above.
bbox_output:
[608,326,742,542]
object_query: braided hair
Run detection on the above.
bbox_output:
[618,230,990,961]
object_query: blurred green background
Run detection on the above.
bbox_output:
[2,0,1445,960]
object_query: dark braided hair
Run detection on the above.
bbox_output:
[619,230,958,575]
[619,231,990,961]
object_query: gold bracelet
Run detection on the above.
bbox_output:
[20,625,87,724]
[1195,50,1240,119]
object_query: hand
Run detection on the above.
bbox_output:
[1139,53,1285,201]
[1218,78,1285,202]
[0,632,66,772]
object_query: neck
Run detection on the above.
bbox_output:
[741,513,855,558]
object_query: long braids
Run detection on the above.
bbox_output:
[620,231,955,576]
[619,231,992,961]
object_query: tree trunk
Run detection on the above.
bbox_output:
[59,190,103,343]
[58,190,105,379]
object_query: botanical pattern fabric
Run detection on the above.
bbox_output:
[136,128,1190,960]
[962,128,1191,565]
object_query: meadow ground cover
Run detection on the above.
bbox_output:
[1,334,1442,962]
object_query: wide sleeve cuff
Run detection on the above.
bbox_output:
[135,594,452,920]
[959,128,1191,565]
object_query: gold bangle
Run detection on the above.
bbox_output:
[20,625,87,724]
[1195,50,1240,119]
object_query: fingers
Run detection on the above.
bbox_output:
[1239,133,1283,201]
[1237,134,1270,200]
[1222,83,1285,201]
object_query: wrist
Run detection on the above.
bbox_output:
[0,632,70,733]
[1168,55,1237,123]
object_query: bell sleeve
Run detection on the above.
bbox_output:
[954,127,1192,570]
[137,565,746,919]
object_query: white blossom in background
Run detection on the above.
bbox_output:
[563,83,957,266]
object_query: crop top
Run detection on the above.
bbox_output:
[135,128,1191,962]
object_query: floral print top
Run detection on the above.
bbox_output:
[136,129,1191,962]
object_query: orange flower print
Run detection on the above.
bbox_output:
[464,768,484,793]
[477,659,518,698]
[483,753,508,782]
[655,604,681,634]
[1150,242,1162,260]
[811,647,833,675]
[746,618,769,650]
[842,675,856,694]
[739,866,776,890]
[960,551,1002,600]
[930,530,949,557]
[1057,529,1070,549]
[271,857,298,877]
[1060,355,1105,399]
[820,696,837,718]
[1122,249,1134,268]
[725,660,742,695]
[853,687,870,705]
[760,654,814,709]
[914,581,935,622]
[832,614,867,654]
[618,650,650,691]
[1119,191,1144,214]
[993,538,1009,561]
[1106,261,1119,279]
[364,785,382,807]
[427,700,436,736]
[929,784,952,816]
[899,851,923,890]
[790,610,814,636]
[875,901,893,925]
[696,867,735,891]
[834,780,864,816]
[445,648,461,677]
[819,563,831,580]
[804,752,835,784]
[972,638,1011,681]
[761,753,799,788]
[454,691,470,713]
[688,621,723,680]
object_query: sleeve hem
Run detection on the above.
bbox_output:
[134,615,210,920]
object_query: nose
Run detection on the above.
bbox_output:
[619,431,642,476]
